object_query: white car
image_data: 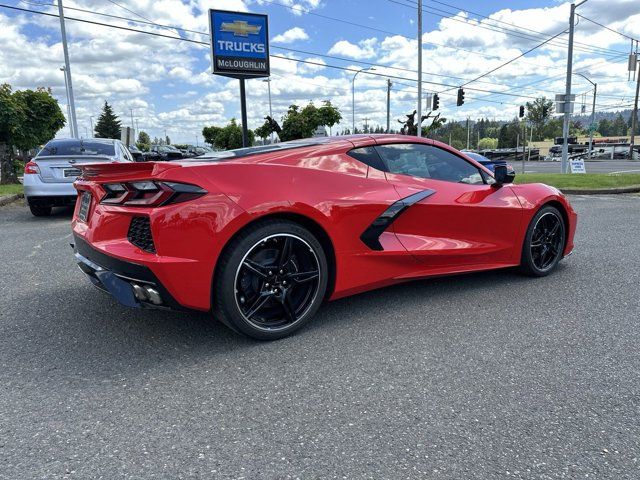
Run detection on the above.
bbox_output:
[23,138,133,216]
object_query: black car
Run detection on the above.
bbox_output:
[462,151,516,175]
[148,145,183,161]
[127,144,145,162]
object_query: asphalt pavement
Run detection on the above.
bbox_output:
[1,196,639,479]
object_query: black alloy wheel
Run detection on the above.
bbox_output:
[214,221,328,340]
[520,205,566,276]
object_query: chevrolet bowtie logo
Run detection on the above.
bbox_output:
[220,20,261,37]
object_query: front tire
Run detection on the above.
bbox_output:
[213,220,328,340]
[520,205,566,277]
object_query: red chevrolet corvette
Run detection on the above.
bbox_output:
[72,135,576,340]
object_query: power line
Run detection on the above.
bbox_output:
[387,0,626,57]
[576,14,638,42]
[0,3,547,100]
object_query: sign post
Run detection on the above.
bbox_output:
[209,10,270,147]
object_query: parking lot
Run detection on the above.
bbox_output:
[512,159,640,174]
[1,195,639,479]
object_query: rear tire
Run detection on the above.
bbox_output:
[29,204,52,217]
[213,220,328,340]
[520,205,566,277]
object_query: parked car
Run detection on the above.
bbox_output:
[72,135,576,340]
[462,151,516,176]
[23,138,132,217]
[187,146,212,157]
[127,144,144,162]
[148,145,183,161]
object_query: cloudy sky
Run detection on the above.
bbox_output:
[1,0,639,143]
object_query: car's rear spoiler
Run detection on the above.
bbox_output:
[79,161,182,181]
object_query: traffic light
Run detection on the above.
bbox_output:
[432,93,440,111]
[519,105,525,118]
[456,88,465,106]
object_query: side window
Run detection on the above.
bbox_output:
[120,144,133,162]
[347,146,387,172]
[375,143,484,185]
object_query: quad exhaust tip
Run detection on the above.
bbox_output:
[131,283,163,305]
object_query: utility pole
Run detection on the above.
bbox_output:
[522,120,526,174]
[89,116,94,136]
[561,1,588,173]
[363,117,370,132]
[630,59,640,160]
[416,0,423,137]
[466,117,470,150]
[386,79,392,133]
[58,0,78,139]
[130,108,135,131]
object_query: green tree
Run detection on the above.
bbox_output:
[0,84,65,184]
[497,120,521,148]
[94,101,121,139]
[612,113,627,136]
[525,97,554,141]
[257,101,343,142]
[478,137,498,150]
[136,131,151,150]
[598,118,613,137]
[254,122,271,142]
[202,119,254,150]
[316,100,342,135]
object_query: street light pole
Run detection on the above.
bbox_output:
[417,0,423,137]
[57,0,78,139]
[89,116,94,136]
[352,67,375,134]
[576,73,597,159]
[630,60,640,160]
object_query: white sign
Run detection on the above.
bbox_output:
[569,158,586,174]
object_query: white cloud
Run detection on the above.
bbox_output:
[272,27,309,44]
[328,38,378,59]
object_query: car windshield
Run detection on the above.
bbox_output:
[39,140,115,156]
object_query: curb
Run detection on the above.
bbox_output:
[0,193,24,207]
[561,185,640,195]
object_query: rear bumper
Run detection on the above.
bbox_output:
[24,174,77,201]
[73,234,183,310]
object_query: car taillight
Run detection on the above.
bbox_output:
[101,181,206,207]
[24,161,39,174]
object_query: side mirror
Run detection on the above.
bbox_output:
[493,164,515,186]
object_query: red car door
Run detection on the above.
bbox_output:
[374,141,524,272]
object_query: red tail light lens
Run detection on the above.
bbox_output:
[101,181,206,207]
[24,161,39,174]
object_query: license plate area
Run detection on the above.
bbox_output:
[78,191,92,222]
[64,167,82,178]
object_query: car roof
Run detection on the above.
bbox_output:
[46,138,117,146]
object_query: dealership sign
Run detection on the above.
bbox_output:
[209,10,270,78]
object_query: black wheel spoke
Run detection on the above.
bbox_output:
[242,259,269,279]
[288,270,319,284]
[244,293,271,319]
[277,236,293,269]
[278,292,297,323]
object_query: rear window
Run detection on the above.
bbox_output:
[39,140,115,156]
[191,138,330,162]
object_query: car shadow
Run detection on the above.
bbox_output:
[4,263,562,383]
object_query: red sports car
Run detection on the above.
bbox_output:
[72,135,577,340]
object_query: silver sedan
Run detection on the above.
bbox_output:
[23,138,133,216]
